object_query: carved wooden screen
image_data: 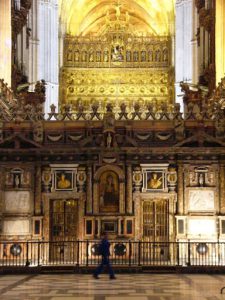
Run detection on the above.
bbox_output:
[143,199,169,242]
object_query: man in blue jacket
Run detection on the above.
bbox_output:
[93,232,116,279]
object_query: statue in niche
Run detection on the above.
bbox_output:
[115,4,121,19]
[67,46,73,61]
[82,51,87,62]
[155,49,161,62]
[163,48,168,62]
[148,50,153,62]
[106,132,112,148]
[141,51,146,62]
[14,174,21,188]
[89,51,94,62]
[198,173,204,187]
[99,171,119,212]
[125,11,130,23]
[133,51,139,62]
[103,50,109,62]
[96,51,101,62]
[74,50,79,62]
[126,50,131,62]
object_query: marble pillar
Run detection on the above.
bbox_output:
[220,164,225,214]
[216,0,225,84]
[126,164,133,214]
[38,0,59,113]
[177,163,184,215]
[34,166,42,215]
[0,0,11,86]
[175,0,193,109]
[86,166,93,214]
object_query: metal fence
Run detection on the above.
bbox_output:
[0,240,225,268]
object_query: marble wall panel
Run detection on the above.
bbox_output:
[3,219,30,235]
[4,191,31,213]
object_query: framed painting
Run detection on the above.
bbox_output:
[99,171,119,213]
[146,171,164,191]
[55,171,73,191]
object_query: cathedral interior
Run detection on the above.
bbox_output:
[0,0,224,268]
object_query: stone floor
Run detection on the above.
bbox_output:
[0,273,225,300]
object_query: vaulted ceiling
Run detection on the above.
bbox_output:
[59,0,175,36]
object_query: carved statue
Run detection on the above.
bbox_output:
[33,121,43,143]
[115,5,121,19]
[106,132,112,148]
[125,11,130,23]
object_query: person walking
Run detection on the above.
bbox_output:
[93,232,116,279]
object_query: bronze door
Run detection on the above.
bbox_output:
[50,199,78,262]
[143,199,169,261]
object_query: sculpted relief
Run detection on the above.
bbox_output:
[188,190,215,212]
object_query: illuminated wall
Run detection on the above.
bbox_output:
[59,0,175,37]
[0,0,11,86]
[216,0,225,84]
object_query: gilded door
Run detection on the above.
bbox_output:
[142,199,169,261]
[50,199,78,262]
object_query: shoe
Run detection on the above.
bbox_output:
[93,274,100,279]
[110,276,116,279]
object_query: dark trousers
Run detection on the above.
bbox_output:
[94,256,115,277]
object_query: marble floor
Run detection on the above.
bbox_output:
[0,273,225,300]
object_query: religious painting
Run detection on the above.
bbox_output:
[146,171,164,190]
[99,171,119,212]
[55,171,73,191]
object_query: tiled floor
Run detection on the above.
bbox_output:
[0,273,225,300]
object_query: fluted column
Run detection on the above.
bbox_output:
[0,0,11,86]
[177,163,184,215]
[126,164,133,214]
[34,166,42,215]
[220,163,225,214]
[86,166,93,214]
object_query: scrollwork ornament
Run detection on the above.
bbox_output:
[167,167,177,192]
[77,169,87,192]
[133,169,143,191]
[42,169,52,192]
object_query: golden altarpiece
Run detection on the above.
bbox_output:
[60,9,174,111]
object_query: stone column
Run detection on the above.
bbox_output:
[177,163,184,215]
[216,0,225,84]
[0,0,11,85]
[191,1,199,84]
[175,0,193,107]
[86,166,93,214]
[28,0,39,91]
[126,164,133,214]
[37,0,59,113]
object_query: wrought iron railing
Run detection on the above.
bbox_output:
[0,240,224,268]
